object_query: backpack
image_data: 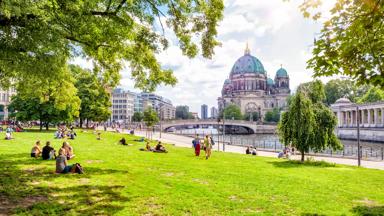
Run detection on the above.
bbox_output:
[210,137,215,146]
[74,163,84,174]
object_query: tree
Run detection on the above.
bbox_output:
[0,0,224,91]
[302,0,384,87]
[132,112,144,122]
[71,65,111,128]
[220,104,242,120]
[143,107,159,139]
[8,67,80,130]
[175,105,190,119]
[278,81,342,162]
[264,108,280,123]
[357,86,384,103]
[243,112,259,121]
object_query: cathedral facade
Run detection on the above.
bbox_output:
[218,45,291,118]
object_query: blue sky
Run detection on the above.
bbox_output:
[73,0,336,116]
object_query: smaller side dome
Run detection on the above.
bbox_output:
[224,79,231,85]
[276,68,288,78]
[267,78,274,86]
[335,97,352,104]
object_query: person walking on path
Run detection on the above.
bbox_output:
[204,135,212,160]
[192,135,201,157]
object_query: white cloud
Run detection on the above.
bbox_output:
[116,0,336,116]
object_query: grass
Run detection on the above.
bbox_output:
[0,129,383,215]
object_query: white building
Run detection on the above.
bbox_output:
[140,93,176,120]
[0,87,16,121]
[218,45,290,118]
[111,88,135,123]
[210,107,218,119]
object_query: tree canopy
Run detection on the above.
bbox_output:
[175,105,193,119]
[143,107,159,127]
[264,108,280,123]
[0,0,224,91]
[302,0,384,87]
[220,104,242,120]
[132,112,144,122]
[278,80,341,162]
[357,86,384,103]
[71,65,111,127]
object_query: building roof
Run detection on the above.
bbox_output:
[276,68,288,78]
[230,54,266,76]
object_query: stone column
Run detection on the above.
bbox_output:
[381,108,384,127]
[367,109,371,127]
[361,109,365,127]
[374,108,378,127]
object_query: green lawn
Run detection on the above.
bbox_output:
[0,130,383,215]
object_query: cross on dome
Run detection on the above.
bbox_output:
[244,42,250,55]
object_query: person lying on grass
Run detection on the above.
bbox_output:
[42,141,56,160]
[31,140,42,158]
[119,137,127,145]
[61,141,75,160]
[153,141,168,153]
[55,148,83,174]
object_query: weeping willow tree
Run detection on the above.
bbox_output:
[278,80,342,162]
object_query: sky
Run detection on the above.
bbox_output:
[73,0,336,116]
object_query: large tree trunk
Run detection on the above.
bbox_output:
[45,122,49,131]
[80,118,83,128]
[301,151,305,162]
[39,120,43,131]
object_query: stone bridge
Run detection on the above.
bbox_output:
[161,119,277,134]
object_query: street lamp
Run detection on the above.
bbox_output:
[356,106,361,166]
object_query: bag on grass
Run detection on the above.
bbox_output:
[74,163,84,174]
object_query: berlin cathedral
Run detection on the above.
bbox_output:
[218,44,291,118]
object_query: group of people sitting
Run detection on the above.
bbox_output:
[140,141,168,153]
[278,147,295,159]
[192,135,214,160]
[54,129,76,140]
[31,141,75,160]
[30,140,81,174]
[246,146,258,155]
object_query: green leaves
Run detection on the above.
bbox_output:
[0,0,224,91]
[278,81,341,161]
[220,104,242,120]
[303,0,384,87]
[143,107,159,127]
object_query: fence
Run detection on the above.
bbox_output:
[212,135,384,161]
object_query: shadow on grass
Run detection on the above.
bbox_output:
[0,153,130,215]
[351,205,384,216]
[269,160,336,168]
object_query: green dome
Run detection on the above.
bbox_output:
[267,78,274,86]
[224,79,231,85]
[276,68,288,77]
[230,54,266,76]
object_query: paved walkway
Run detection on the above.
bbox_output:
[129,130,384,170]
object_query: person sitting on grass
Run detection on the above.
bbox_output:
[119,137,127,145]
[61,141,75,160]
[246,146,251,155]
[5,132,12,140]
[153,141,167,153]
[96,132,101,140]
[251,147,257,156]
[31,141,42,158]
[42,141,56,160]
[55,148,84,174]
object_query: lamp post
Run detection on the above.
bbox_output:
[356,106,361,167]
[223,112,225,152]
